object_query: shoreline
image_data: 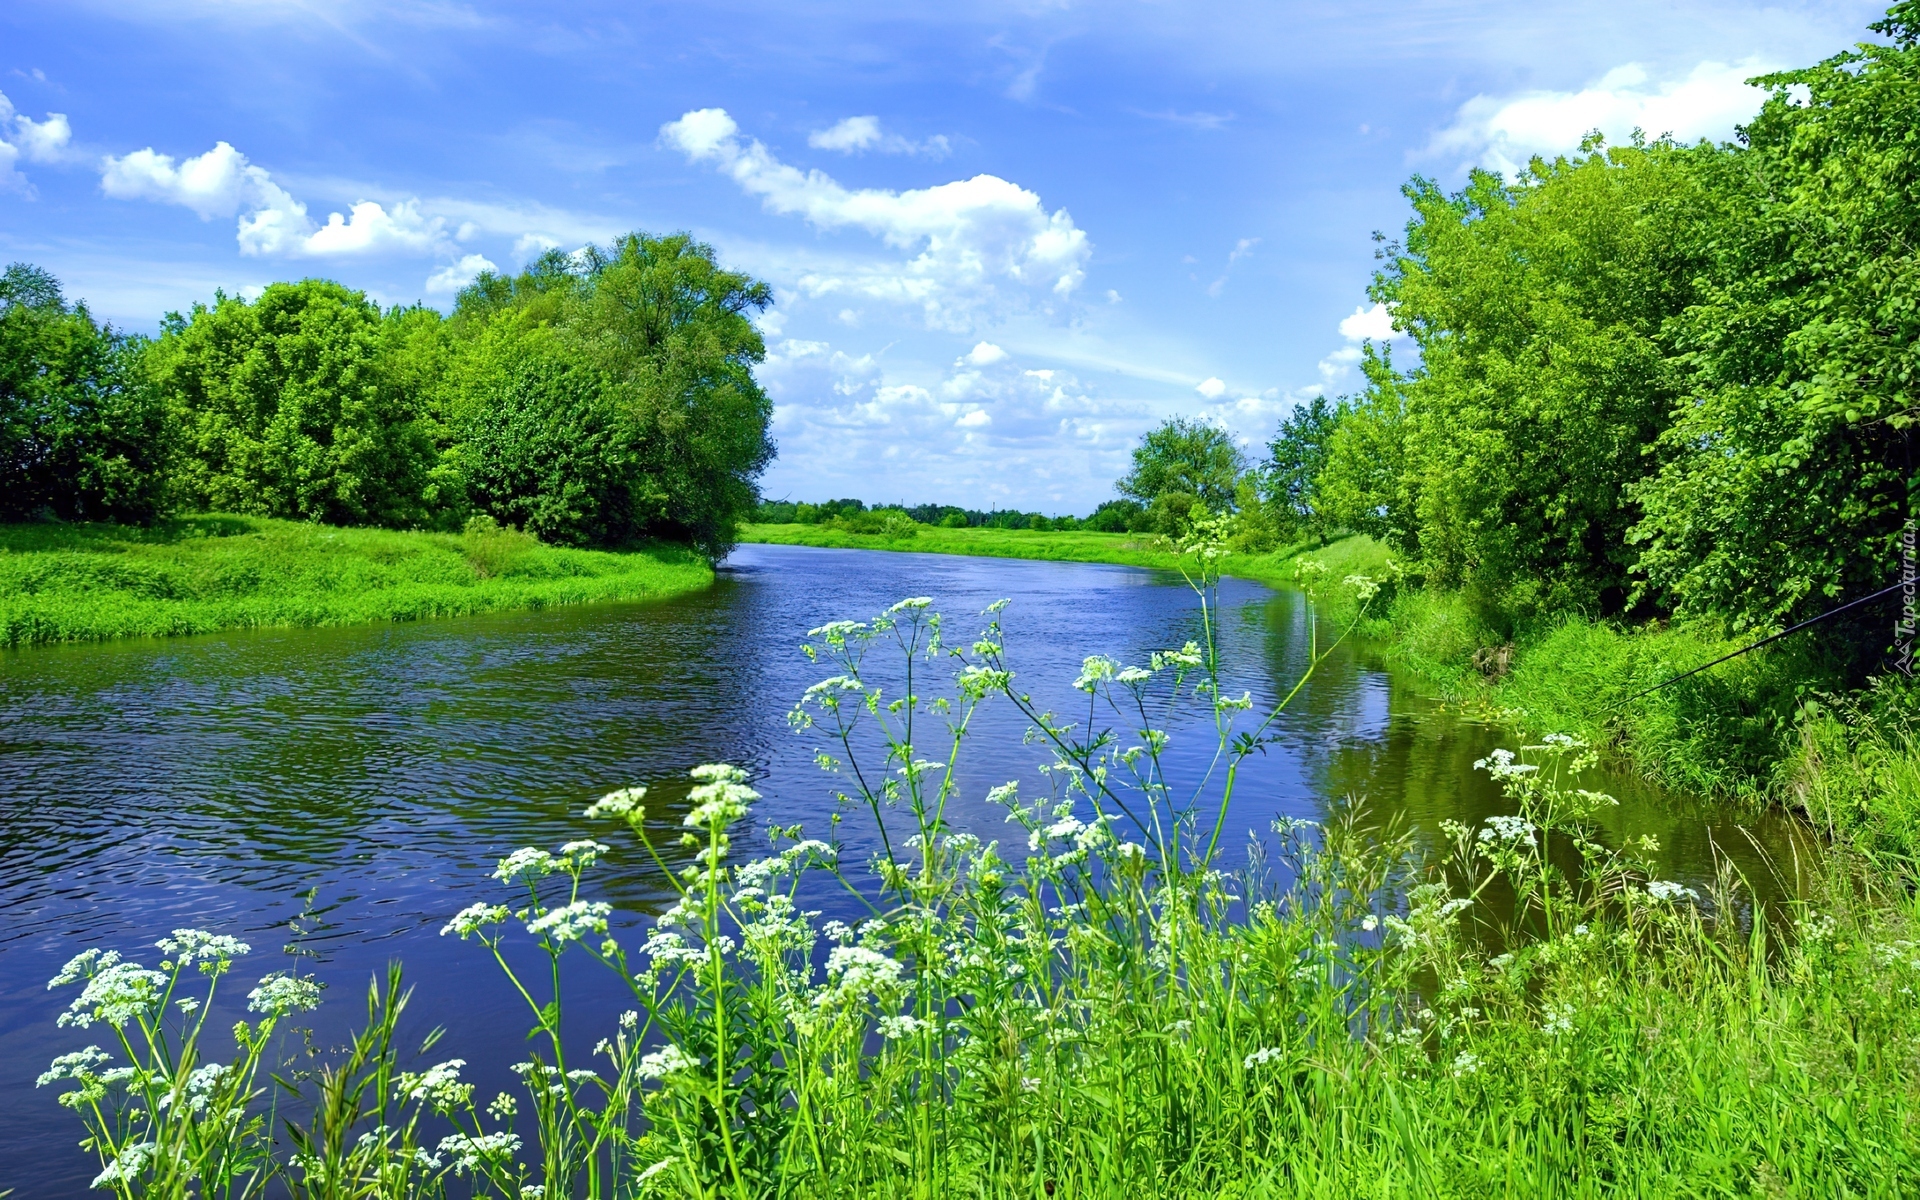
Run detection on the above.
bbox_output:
[0,515,714,650]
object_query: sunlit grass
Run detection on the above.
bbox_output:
[0,515,712,648]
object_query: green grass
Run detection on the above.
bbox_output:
[737,521,1381,591]
[0,515,713,649]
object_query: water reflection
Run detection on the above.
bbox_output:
[0,543,1808,1195]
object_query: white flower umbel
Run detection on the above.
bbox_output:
[92,1141,158,1188]
[399,1059,472,1110]
[525,900,613,944]
[437,1131,520,1175]
[248,972,322,1016]
[637,1045,699,1080]
[1479,815,1537,847]
[1644,880,1701,904]
[57,960,168,1029]
[442,902,511,939]
[685,764,758,829]
[584,786,647,819]
[494,847,560,884]
[155,929,251,969]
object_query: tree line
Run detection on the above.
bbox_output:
[1132,4,1919,645]
[0,233,775,559]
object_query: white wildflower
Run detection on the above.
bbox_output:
[155,929,250,967]
[442,903,511,938]
[1450,1051,1480,1078]
[92,1141,157,1188]
[494,847,559,884]
[1644,880,1700,904]
[525,901,613,943]
[58,961,168,1029]
[878,1014,926,1040]
[637,1045,698,1080]
[37,1046,110,1087]
[1479,815,1536,847]
[1243,1046,1284,1070]
[399,1059,471,1110]
[437,1131,520,1174]
[585,786,647,819]
[248,973,322,1016]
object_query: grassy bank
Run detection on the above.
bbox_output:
[0,516,713,649]
[738,521,1337,590]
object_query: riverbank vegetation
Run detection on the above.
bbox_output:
[2,232,774,562]
[37,553,1920,1195]
[0,515,710,649]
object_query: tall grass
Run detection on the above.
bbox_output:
[36,519,1920,1195]
[0,515,712,649]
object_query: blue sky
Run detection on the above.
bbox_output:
[0,0,1891,512]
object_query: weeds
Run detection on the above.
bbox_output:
[37,519,1920,1195]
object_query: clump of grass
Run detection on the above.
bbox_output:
[36,521,1920,1195]
[0,515,711,648]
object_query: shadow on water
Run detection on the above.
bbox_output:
[0,542,1811,1195]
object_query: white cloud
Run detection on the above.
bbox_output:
[967,341,1007,366]
[1337,302,1396,342]
[808,115,951,158]
[512,232,562,262]
[661,107,1090,330]
[1319,302,1405,383]
[1195,376,1226,399]
[304,199,447,255]
[425,252,497,294]
[95,139,504,260]
[0,90,75,192]
[1429,59,1777,175]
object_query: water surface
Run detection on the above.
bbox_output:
[0,544,1806,1194]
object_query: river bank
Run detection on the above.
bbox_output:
[0,516,713,649]
[741,523,1917,856]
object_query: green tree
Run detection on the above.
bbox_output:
[1350,140,1722,613]
[0,264,170,522]
[149,280,445,527]
[450,234,775,558]
[1116,417,1247,514]
[1629,3,1920,630]
[1262,395,1344,541]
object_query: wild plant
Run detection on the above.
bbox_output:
[39,513,1920,1195]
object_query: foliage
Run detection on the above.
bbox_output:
[452,235,775,559]
[148,281,450,529]
[0,264,171,523]
[0,515,710,648]
[1082,499,1147,533]
[38,552,1920,1195]
[1628,5,1920,630]
[1260,394,1343,541]
[1115,416,1247,516]
[1343,141,1720,614]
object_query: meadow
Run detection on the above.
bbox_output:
[0,516,712,649]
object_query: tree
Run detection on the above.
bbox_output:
[1263,395,1344,541]
[450,234,775,558]
[1116,417,1247,512]
[0,264,170,522]
[1347,139,1723,613]
[1629,3,1920,630]
[148,280,445,527]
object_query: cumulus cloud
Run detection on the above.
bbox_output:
[1195,377,1226,399]
[808,116,951,158]
[1319,302,1404,383]
[1429,59,1777,175]
[0,89,74,193]
[425,252,497,294]
[661,107,1090,330]
[756,334,1151,509]
[99,139,466,259]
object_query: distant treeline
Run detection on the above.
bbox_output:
[753,496,1156,534]
[0,233,775,559]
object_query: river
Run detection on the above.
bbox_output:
[0,543,1806,1194]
